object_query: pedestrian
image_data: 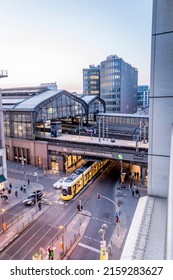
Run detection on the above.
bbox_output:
[38,200,42,211]
[132,189,135,198]
[9,183,12,189]
[129,182,133,191]
[135,188,140,198]
[48,247,51,260]
[20,186,23,192]
[27,179,30,185]
[48,247,54,260]
[3,195,8,201]
[23,185,26,193]
[50,249,54,260]
[133,183,136,191]
[8,189,11,195]
[15,190,18,197]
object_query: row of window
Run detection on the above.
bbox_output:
[96,115,149,126]
[101,94,121,99]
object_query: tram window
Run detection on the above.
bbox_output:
[77,179,82,187]
[68,187,72,195]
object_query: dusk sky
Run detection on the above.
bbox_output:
[0,0,153,92]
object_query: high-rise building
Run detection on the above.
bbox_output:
[137,85,150,111]
[0,69,8,190]
[83,65,100,95]
[100,55,138,113]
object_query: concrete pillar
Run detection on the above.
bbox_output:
[57,155,66,172]
[148,0,173,197]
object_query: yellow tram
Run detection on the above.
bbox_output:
[61,160,108,201]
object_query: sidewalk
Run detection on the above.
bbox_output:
[0,179,43,212]
[107,181,147,260]
[39,211,91,260]
[0,177,49,252]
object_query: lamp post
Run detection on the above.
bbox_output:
[106,117,109,141]
[1,208,7,232]
[33,172,38,183]
[97,193,125,237]
[58,225,65,257]
[98,223,108,260]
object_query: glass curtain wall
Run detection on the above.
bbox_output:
[4,111,32,139]
[35,94,86,122]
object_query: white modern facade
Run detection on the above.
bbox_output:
[0,69,8,189]
[121,0,173,260]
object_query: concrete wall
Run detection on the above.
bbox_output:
[148,0,173,197]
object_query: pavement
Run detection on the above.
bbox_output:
[0,160,147,260]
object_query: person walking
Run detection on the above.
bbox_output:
[48,247,52,260]
[131,188,135,198]
[135,188,140,198]
[38,200,42,211]
[27,179,30,185]
[15,190,18,197]
[129,182,133,191]
[48,247,54,260]
[50,249,54,260]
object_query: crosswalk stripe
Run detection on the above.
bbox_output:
[78,242,100,254]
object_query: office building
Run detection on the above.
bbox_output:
[100,55,138,113]
[83,65,100,95]
[137,85,150,112]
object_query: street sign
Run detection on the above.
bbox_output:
[118,154,123,160]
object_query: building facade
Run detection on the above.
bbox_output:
[83,56,138,114]
[83,65,100,95]
[2,86,105,172]
[137,85,150,111]
[0,69,8,190]
[100,55,138,113]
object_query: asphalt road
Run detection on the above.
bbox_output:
[0,160,141,260]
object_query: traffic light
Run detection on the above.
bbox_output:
[97,193,101,200]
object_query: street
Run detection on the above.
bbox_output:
[0,161,147,260]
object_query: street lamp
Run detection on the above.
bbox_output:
[1,208,7,232]
[33,172,39,183]
[58,225,65,257]
[98,223,108,260]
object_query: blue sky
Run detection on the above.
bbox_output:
[0,0,153,92]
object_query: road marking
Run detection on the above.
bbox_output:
[78,242,100,254]
[92,216,113,225]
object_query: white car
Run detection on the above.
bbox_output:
[53,178,66,189]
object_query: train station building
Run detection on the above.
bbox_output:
[2,85,106,172]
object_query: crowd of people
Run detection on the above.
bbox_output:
[0,180,30,202]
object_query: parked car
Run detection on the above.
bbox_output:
[53,177,67,189]
[23,190,45,205]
